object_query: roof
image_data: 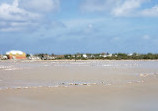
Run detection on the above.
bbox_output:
[6,50,24,55]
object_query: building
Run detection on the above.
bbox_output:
[99,53,107,58]
[107,54,112,57]
[42,55,55,60]
[55,55,65,59]
[2,55,8,60]
[128,53,133,56]
[28,54,41,60]
[82,54,87,58]
[6,50,26,59]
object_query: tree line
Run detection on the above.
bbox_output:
[28,53,158,60]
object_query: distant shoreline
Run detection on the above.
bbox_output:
[1,59,158,62]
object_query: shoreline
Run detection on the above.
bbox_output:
[1,59,158,62]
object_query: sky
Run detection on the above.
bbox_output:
[0,0,158,54]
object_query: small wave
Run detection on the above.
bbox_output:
[103,65,112,67]
[139,73,158,78]
[4,68,21,71]
[0,66,12,69]
[0,79,148,91]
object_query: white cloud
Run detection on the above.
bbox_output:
[0,21,40,32]
[0,27,23,32]
[0,0,40,21]
[81,0,158,17]
[13,0,18,7]
[0,0,41,32]
[113,37,120,41]
[112,0,144,16]
[141,5,158,17]
[88,24,93,29]
[20,0,60,13]
[142,35,151,40]
[0,0,60,32]
[80,0,119,12]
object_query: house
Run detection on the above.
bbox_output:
[55,55,65,59]
[6,50,26,59]
[82,54,87,58]
[42,55,55,60]
[99,53,107,58]
[107,54,112,57]
[0,55,10,60]
[2,55,8,60]
[76,54,82,58]
[128,53,133,56]
[28,54,41,60]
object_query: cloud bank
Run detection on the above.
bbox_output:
[81,0,158,17]
[20,0,60,13]
[0,0,60,32]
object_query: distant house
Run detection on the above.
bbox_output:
[6,50,26,59]
[99,53,107,58]
[128,53,133,56]
[76,54,82,58]
[55,55,65,59]
[107,54,112,57]
[2,55,8,60]
[28,55,41,60]
[42,55,55,60]
[0,54,8,60]
[82,54,87,58]
[90,55,95,58]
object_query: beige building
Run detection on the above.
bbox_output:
[6,50,26,59]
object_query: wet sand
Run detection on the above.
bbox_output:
[0,60,158,111]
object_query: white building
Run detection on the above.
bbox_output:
[82,54,87,58]
[107,54,112,57]
[128,53,133,56]
[99,54,107,58]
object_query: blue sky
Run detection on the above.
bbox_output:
[0,0,158,54]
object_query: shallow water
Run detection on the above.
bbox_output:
[0,60,158,90]
[0,60,158,111]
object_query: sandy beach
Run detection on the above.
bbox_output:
[1,0,158,110]
[0,60,158,111]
